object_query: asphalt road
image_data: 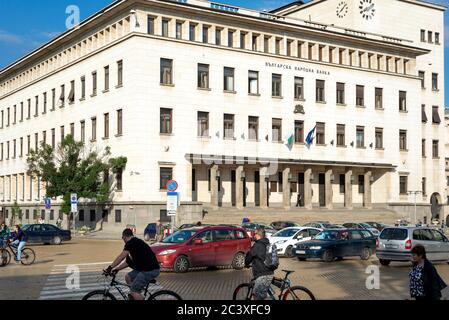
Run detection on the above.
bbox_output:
[1,239,449,300]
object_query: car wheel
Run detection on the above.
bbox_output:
[322,249,334,262]
[173,256,189,273]
[232,252,246,270]
[298,258,307,262]
[52,236,62,245]
[144,234,150,242]
[360,248,371,261]
[379,259,391,266]
[335,257,344,261]
[285,246,294,258]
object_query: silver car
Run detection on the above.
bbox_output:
[376,226,449,266]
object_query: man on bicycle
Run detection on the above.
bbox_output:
[245,228,274,300]
[106,228,160,300]
[10,225,28,262]
[0,222,10,249]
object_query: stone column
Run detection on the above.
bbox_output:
[304,168,312,210]
[345,170,353,209]
[325,169,333,209]
[260,167,268,209]
[210,165,219,210]
[283,168,291,209]
[236,166,245,209]
[364,171,372,209]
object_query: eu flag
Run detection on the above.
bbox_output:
[305,126,316,146]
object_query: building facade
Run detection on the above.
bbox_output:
[0,0,447,230]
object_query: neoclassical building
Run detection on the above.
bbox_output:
[0,0,446,230]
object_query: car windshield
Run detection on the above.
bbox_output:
[322,223,336,228]
[22,225,31,231]
[162,230,196,243]
[272,228,300,238]
[380,228,408,240]
[359,223,373,228]
[314,230,341,241]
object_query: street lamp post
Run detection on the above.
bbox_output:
[408,191,422,225]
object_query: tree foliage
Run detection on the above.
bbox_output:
[27,135,127,215]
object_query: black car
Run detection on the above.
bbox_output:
[364,222,389,232]
[22,224,71,245]
[270,221,300,231]
[293,229,377,262]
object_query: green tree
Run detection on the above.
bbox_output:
[27,135,127,229]
[10,201,21,227]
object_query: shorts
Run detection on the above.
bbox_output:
[253,275,273,300]
[127,269,160,294]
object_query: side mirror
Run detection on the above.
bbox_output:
[194,239,203,245]
[296,235,303,240]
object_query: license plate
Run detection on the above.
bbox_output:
[385,244,398,249]
[296,250,306,254]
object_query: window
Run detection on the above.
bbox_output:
[20,102,23,121]
[7,107,10,125]
[420,29,426,42]
[197,64,209,89]
[147,16,155,34]
[264,36,269,53]
[60,126,64,143]
[248,116,258,140]
[117,60,123,87]
[336,82,345,104]
[422,105,428,123]
[117,109,123,136]
[336,124,345,147]
[115,210,122,223]
[160,58,173,85]
[422,177,427,196]
[189,23,196,41]
[435,32,440,45]
[223,67,235,91]
[399,130,407,151]
[197,112,209,137]
[90,210,96,222]
[275,38,281,54]
[176,21,183,39]
[215,28,221,45]
[79,210,85,222]
[160,108,172,134]
[42,94,47,114]
[27,135,30,155]
[356,85,364,106]
[399,91,407,111]
[272,74,282,97]
[358,175,364,194]
[223,114,234,139]
[375,88,383,109]
[13,139,16,158]
[104,66,110,91]
[428,31,433,43]
[91,117,97,141]
[399,176,408,195]
[103,113,109,139]
[116,168,123,190]
[418,71,425,88]
[228,30,234,47]
[80,121,85,143]
[92,71,97,96]
[161,19,169,37]
[202,25,209,43]
[432,73,438,91]
[295,121,304,143]
[51,129,55,149]
[375,128,383,149]
[316,80,325,102]
[339,174,345,194]
[19,138,23,157]
[294,77,304,100]
[422,139,426,157]
[356,126,365,148]
[272,118,282,142]
[432,140,439,158]
[68,80,75,103]
[432,106,441,124]
[27,99,31,119]
[248,71,259,95]
[160,167,173,190]
[316,122,325,145]
[252,35,258,51]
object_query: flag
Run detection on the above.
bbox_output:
[305,126,316,146]
[285,133,294,151]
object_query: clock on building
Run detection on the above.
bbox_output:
[359,0,375,20]
[336,1,349,18]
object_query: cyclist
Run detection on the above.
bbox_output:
[0,222,10,248]
[10,225,28,262]
[244,228,274,300]
[106,228,160,300]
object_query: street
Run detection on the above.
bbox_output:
[2,238,449,300]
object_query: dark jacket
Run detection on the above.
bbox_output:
[421,259,447,300]
[11,230,28,242]
[245,238,274,279]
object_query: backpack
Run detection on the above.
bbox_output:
[264,243,279,271]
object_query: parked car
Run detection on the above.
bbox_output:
[21,224,71,245]
[303,221,344,229]
[364,222,389,232]
[242,223,276,238]
[293,229,377,262]
[342,222,380,236]
[376,226,449,266]
[269,227,322,257]
[150,225,251,273]
[270,221,300,231]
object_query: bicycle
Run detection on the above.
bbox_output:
[82,269,182,300]
[232,270,316,300]
[0,241,36,266]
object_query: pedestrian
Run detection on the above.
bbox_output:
[9,225,28,263]
[0,222,10,249]
[296,194,302,207]
[38,217,44,224]
[409,244,447,300]
[155,220,164,243]
[196,221,202,227]
[56,217,63,229]
[244,228,275,300]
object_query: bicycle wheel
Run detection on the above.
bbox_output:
[20,248,36,265]
[232,283,252,300]
[282,286,316,300]
[148,290,182,300]
[0,249,11,267]
[82,290,117,300]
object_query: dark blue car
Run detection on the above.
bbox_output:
[293,229,376,262]
[22,224,71,245]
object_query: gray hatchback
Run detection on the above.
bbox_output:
[376,226,449,266]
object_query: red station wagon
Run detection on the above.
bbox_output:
[150,226,251,273]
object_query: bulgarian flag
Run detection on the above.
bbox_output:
[285,133,294,150]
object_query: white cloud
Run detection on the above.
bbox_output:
[0,30,23,44]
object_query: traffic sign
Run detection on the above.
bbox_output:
[44,198,52,210]
[167,180,179,192]
[70,193,78,213]
[167,192,178,216]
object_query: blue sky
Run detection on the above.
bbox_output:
[0,0,447,106]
